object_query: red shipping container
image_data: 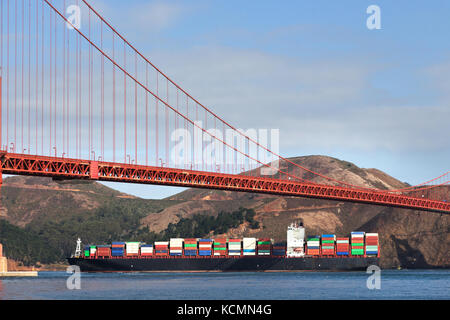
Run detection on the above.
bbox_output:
[141,253,153,256]
[97,248,111,256]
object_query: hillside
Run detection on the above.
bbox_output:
[0,155,448,269]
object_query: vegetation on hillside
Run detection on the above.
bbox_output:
[163,207,259,238]
[0,220,60,265]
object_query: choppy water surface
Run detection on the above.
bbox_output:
[0,269,448,300]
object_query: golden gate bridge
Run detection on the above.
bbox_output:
[0,0,448,214]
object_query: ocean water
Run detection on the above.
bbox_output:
[0,269,448,300]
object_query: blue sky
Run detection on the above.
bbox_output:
[5,0,449,199]
[92,0,450,198]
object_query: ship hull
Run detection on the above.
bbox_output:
[67,256,379,272]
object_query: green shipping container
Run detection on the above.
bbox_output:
[322,246,334,249]
[214,247,226,251]
[365,246,378,251]
[84,250,90,257]
[351,243,364,247]
[351,249,364,255]
[258,241,271,245]
[184,244,197,248]
[322,240,335,244]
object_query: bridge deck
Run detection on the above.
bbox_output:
[1,153,449,214]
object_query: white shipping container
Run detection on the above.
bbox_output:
[140,248,154,253]
[155,241,169,246]
[243,238,256,245]
[366,233,379,237]
[351,233,365,237]
[126,244,140,248]
[243,252,256,256]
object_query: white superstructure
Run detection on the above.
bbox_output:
[287,221,305,257]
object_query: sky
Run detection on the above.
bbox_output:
[94,0,450,198]
[4,0,450,199]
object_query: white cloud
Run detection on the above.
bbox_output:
[129,1,186,32]
[145,46,448,154]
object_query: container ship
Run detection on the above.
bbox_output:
[67,223,380,272]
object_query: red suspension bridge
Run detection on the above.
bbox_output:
[0,0,448,214]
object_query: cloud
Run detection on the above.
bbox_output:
[87,0,187,34]
[145,45,448,154]
[129,1,186,32]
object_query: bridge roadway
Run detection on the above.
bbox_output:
[1,152,449,214]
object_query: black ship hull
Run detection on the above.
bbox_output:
[67,256,379,272]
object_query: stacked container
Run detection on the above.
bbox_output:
[336,237,350,256]
[213,238,228,256]
[228,239,242,256]
[89,245,97,257]
[257,238,272,256]
[183,238,198,256]
[126,242,140,256]
[84,245,90,257]
[321,234,336,256]
[198,239,213,256]
[243,238,256,256]
[154,241,169,256]
[96,245,111,257]
[306,237,320,256]
[365,233,379,256]
[111,242,125,257]
[272,243,286,256]
[140,244,154,257]
[169,238,183,256]
[351,232,365,256]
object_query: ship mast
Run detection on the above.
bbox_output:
[74,238,82,258]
